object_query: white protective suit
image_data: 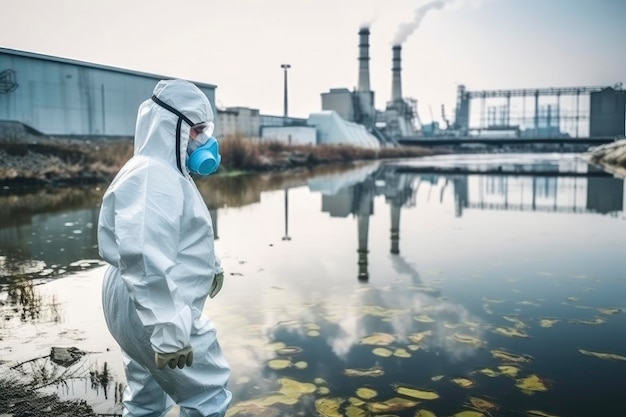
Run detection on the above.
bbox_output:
[98,79,231,417]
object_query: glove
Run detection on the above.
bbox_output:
[155,346,193,369]
[209,272,224,299]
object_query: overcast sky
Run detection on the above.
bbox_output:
[1,0,624,122]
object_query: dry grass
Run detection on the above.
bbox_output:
[1,134,436,185]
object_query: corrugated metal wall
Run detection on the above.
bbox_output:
[0,49,216,137]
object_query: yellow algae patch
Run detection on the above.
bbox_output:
[393,384,439,400]
[526,410,560,417]
[317,386,330,395]
[408,344,422,351]
[276,346,303,355]
[359,332,396,345]
[478,368,498,377]
[294,361,308,369]
[409,330,432,344]
[503,315,527,328]
[225,402,281,417]
[467,396,499,413]
[491,348,533,363]
[453,411,485,417]
[267,359,292,370]
[464,320,481,328]
[481,297,505,303]
[314,377,328,385]
[345,405,367,417]
[453,333,484,348]
[430,375,445,382]
[277,377,316,397]
[315,397,343,417]
[517,301,540,306]
[497,365,521,377]
[492,326,529,338]
[277,319,299,327]
[344,366,385,377]
[414,314,435,323]
[267,341,286,351]
[362,305,410,318]
[348,397,366,407]
[515,374,549,393]
[356,387,378,400]
[393,348,412,358]
[367,397,419,413]
[578,349,626,361]
[568,317,605,325]
[598,307,622,315]
[307,330,321,337]
[539,319,559,328]
[415,409,437,417]
[373,347,394,357]
[451,377,476,388]
[257,393,299,406]
[305,322,320,330]
[444,321,461,329]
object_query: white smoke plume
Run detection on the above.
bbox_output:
[392,0,456,45]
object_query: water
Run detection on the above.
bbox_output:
[1,153,625,416]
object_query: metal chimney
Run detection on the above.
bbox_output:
[391,45,403,102]
[358,27,371,92]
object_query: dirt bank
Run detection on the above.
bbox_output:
[0,135,437,189]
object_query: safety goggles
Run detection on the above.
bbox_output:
[191,121,215,138]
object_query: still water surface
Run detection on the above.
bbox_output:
[1,153,625,416]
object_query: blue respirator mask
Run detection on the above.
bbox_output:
[150,94,221,176]
[187,128,221,176]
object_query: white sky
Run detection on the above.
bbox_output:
[1,0,624,122]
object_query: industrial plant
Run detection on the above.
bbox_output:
[1,24,625,148]
[320,26,626,146]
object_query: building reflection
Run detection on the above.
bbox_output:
[309,160,624,281]
[1,160,623,287]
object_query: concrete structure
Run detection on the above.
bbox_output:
[0,47,216,137]
[260,125,316,145]
[215,106,260,138]
[307,110,380,149]
[321,88,356,122]
[589,87,626,137]
[215,105,308,139]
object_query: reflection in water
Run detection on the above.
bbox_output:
[0,276,61,324]
[1,154,626,416]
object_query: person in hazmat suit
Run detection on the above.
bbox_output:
[98,79,231,417]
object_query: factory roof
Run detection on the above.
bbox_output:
[0,47,216,89]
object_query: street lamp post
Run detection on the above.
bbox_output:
[280,64,291,119]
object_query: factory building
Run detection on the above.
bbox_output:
[320,27,417,145]
[589,87,626,137]
[0,47,216,138]
[452,84,625,139]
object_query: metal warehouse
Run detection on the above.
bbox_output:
[0,47,216,137]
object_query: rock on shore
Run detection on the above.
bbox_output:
[587,139,626,177]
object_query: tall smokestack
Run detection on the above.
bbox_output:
[391,45,403,102]
[358,27,371,92]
